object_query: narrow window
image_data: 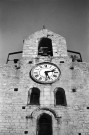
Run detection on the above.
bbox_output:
[30,87,40,105]
[38,37,53,56]
[55,87,67,106]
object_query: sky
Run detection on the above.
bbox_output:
[0,0,89,64]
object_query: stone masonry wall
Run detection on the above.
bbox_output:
[0,60,89,135]
[0,29,89,135]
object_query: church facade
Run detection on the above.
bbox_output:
[0,29,89,135]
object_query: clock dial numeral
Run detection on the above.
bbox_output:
[44,64,47,67]
[53,68,57,70]
[45,77,50,81]
[34,75,39,78]
[49,65,52,68]
[34,71,38,74]
[53,74,57,78]
[50,77,53,81]
[35,67,39,70]
[39,65,43,68]
[45,78,48,81]
[38,77,42,81]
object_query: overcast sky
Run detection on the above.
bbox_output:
[0,0,89,63]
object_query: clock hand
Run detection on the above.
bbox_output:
[44,71,50,79]
[50,69,55,72]
[45,69,55,73]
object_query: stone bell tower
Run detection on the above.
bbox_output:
[21,28,71,135]
[1,28,89,135]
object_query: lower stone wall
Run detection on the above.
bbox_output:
[0,62,89,135]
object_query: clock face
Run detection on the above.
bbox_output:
[30,62,61,84]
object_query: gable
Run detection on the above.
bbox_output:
[22,29,67,58]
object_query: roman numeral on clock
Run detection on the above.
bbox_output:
[44,64,47,67]
[54,72,58,73]
[34,75,39,78]
[39,65,43,68]
[38,77,42,80]
[53,74,57,77]
[34,71,38,74]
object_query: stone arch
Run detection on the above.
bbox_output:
[27,87,40,105]
[54,87,67,106]
[38,37,53,56]
[29,107,59,120]
[37,113,52,135]
[26,108,62,135]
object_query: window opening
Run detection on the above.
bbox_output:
[38,37,53,56]
[55,87,67,106]
[30,87,40,105]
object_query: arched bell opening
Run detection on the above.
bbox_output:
[38,37,53,56]
[37,113,52,135]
